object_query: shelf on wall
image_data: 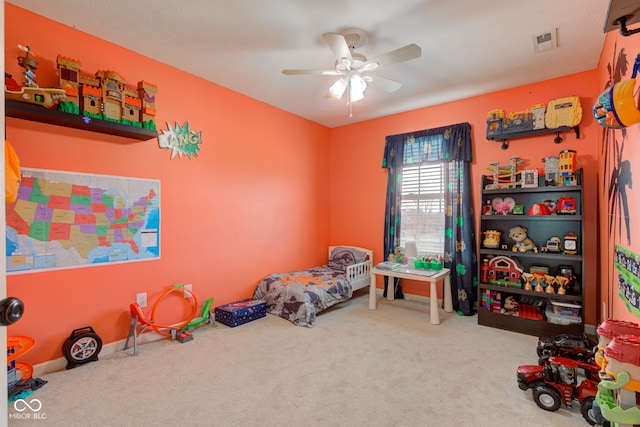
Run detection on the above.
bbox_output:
[5,100,158,141]
[486,126,580,150]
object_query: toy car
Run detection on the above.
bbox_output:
[517,356,598,425]
[540,237,561,253]
[537,333,596,365]
[556,196,577,214]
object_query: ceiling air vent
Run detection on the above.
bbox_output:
[531,29,558,53]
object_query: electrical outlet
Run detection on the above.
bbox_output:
[136,292,147,308]
[184,284,192,298]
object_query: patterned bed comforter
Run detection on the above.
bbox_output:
[252,266,351,327]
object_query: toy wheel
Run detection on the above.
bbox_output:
[63,330,102,366]
[581,396,597,425]
[538,354,551,366]
[536,344,557,358]
[533,385,561,412]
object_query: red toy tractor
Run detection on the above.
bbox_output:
[517,356,598,425]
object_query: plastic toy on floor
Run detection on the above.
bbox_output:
[123,283,200,355]
[8,336,47,401]
[596,332,640,426]
[183,297,216,331]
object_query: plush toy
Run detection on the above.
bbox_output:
[509,225,535,252]
[501,296,518,316]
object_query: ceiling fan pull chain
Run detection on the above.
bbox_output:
[348,81,353,118]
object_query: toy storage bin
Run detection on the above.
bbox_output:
[545,305,582,325]
[550,301,581,317]
[215,298,267,327]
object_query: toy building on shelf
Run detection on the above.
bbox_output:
[486,96,582,139]
[5,46,157,131]
[56,56,158,130]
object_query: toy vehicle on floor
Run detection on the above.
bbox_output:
[517,356,598,425]
[537,333,596,365]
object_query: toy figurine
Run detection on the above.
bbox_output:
[5,44,66,108]
[500,296,518,316]
[509,226,535,252]
[542,155,559,186]
[482,230,501,249]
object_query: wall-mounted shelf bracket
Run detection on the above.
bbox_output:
[613,14,640,36]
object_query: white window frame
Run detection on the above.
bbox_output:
[399,163,445,256]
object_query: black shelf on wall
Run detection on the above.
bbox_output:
[5,100,158,141]
[486,126,580,150]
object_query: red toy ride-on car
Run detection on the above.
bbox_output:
[537,333,596,365]
[517,356,598,425]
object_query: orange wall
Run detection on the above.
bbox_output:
[5,4,615,365]
[597,30,640,324]
[5,4,330,364]
[329,71,600,323]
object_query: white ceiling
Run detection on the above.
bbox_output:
[8,0,613,128]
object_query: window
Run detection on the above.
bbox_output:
[399,163,445,255]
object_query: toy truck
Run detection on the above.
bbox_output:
[517,356,598,425]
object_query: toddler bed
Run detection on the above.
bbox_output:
[253,246,372,327]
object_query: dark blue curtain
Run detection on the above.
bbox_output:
[381,135,405,298]
[382,122,477,315]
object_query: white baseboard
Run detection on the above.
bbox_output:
[34,293,597,377]
[33,331,166,377]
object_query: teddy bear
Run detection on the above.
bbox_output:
[509,225,536,252]
[500,296,518,316]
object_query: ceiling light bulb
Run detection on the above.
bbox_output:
[349,74,366,102]
[363,61,379,71]
[329,78,348,98]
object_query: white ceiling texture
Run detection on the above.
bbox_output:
[7,0,612,128]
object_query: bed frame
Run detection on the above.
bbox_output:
[328,245,373,291]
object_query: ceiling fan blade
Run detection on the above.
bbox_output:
[366,74,402,93]
[282,69,343,76]
[322,32,353,62]
[368,44,421,67]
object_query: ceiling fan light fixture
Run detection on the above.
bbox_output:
[363,61,379,71]
[349,74,366,102]
[329,78,348,98]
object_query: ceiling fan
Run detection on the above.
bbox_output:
[282,29,421,116]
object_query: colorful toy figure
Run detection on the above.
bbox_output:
[5,44,66,108]
[597,335,640,425]
[593,53,640,128]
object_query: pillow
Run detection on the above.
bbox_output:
[328,246,367,273]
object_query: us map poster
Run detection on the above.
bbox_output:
[6,168,160,274]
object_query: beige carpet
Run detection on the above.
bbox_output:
[8,290,586,426]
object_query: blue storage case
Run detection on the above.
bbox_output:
[214,298,267,327]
